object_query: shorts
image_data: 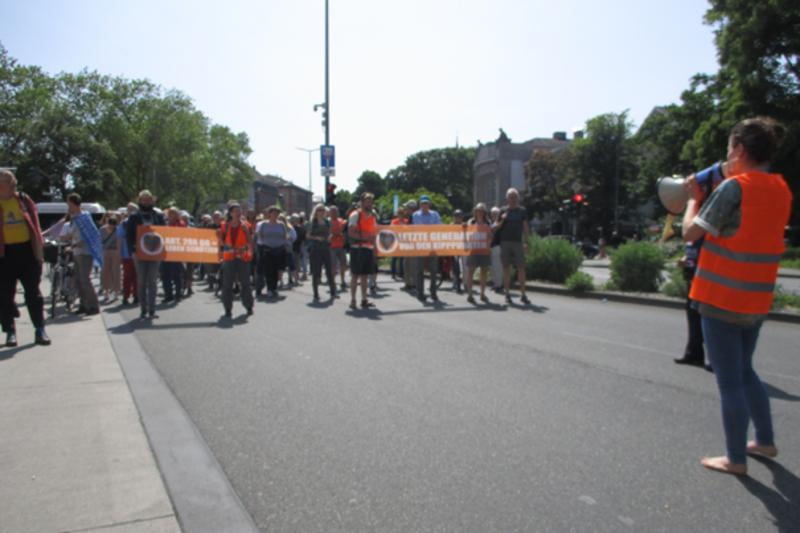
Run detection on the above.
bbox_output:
[350,247,375,276]
[500,241,525,268]
[331,247,347,263]
[467,253,491,269]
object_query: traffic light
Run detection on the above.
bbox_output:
[326,182,337,204]
[573,193,584,203]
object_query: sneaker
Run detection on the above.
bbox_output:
[122,298,130,306]
[224,310,232,319]
[140,310,147,320]
[35,328,51,346]
[467,295,476,304]
[361,300,375,309]
[349,300,358,310]
[148,311,158,319]
[520,294,530,304]
[480,294,489,303]
[246,307,254,316]
[505,294,512,304]
[5,331,17,347]
[430,293,439,302]
[132,297,139,305]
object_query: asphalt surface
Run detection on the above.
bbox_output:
[109,275,800,533]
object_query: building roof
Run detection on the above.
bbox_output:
[253,171,311,194]
[474,136,570,168]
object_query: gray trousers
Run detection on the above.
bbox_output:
[222,259,254,313]
[74,254,99,311]
[415,256,438,297]
[134,258,160,314]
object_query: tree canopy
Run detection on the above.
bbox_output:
[0,44,253,214]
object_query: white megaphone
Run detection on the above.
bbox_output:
[657,175,689,215]
[656,162,728,214]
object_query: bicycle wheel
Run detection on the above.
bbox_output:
[50,269,61,318]
[63,271,76,312]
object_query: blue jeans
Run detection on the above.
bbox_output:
[701,315,774,464]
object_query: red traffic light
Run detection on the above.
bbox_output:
[573,193,584,203]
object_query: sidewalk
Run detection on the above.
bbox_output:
[0,292,181,532]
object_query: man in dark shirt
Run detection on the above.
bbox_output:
[495,188,530,304]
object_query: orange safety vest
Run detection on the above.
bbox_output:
[330,217,346,249]
[222,222,253,262]
[351,208,377,248]
[689,171,792,315]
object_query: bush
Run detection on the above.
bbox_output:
[783,247,800,260]
[565,271,594,292]
[772,285,800,311]
[609,242,665,292]
[661,267,688,298]
[525,236,583,283]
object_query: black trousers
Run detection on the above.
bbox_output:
[257,246,286,293]
[683,269,705,361]
[310,245,335,295]
[0,243,45,332]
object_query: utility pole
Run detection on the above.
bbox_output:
[324,0,330,198]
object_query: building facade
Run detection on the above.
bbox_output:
[252,172,313,216]
[473,130,571,207]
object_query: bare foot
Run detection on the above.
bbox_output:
[746,441,778,458]
[701,456,747,476]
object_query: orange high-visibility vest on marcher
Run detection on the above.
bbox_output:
[689,171,792,314]
[222,222,253,262]
[352,209,377,249]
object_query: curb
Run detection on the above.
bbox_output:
[102,310,260,533]
[523,282,800,324]
[378,267,800,323]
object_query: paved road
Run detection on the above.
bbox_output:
[108,275,800,532]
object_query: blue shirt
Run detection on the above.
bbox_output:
[412,209,441,225]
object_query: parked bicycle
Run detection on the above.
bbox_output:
[45,238,77,318]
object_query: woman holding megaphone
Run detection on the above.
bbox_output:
[682,117,792,476]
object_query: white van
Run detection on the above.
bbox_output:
[36,202,107,231]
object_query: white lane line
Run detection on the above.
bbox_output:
[563,331,800,384]
[562,331,674,357]
[760,370,800,384]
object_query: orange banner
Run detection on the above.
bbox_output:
[374,224,491,257]
[135,225,220,263]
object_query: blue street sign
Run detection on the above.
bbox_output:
[320,145,335,168]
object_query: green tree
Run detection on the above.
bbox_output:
[374,188,453,221]
[353,169,387,199]
[384,146,475,211]
[570,112,639,236]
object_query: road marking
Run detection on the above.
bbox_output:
[562,331,673,357]
[618,515,635,527]
[564,332,800,383]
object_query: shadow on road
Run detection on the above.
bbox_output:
[0,343,35,361]
[107,317,234,334]
[764,382,800,402]
[737,456,800,532]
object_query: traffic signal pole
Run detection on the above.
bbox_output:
[324,0,330,200]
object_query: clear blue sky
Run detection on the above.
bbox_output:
[2,0,720,197]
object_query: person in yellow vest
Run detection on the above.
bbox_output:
[0,169,51,346]
[219,204,254,319]
[682,117,793,476]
